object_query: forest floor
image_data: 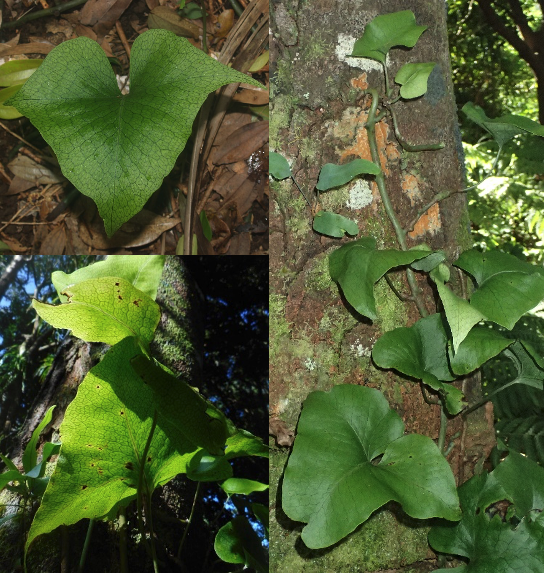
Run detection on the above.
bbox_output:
[0,0,268,254]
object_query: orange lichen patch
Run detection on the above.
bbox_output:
[351,72,369,91]
[401,172,423,206]
[340,111,393,176]
[386,142,401,162]
[408,203,442,239]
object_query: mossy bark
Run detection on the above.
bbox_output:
[270,1,495,571]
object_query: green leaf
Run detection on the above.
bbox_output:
[495,416,544,466]
[410,250,445,272]
[224,428,269,459]
[282,384,461,549]
[429,451,544,573]
[22,406,56,474]
[130,354,228,455]
[220,478,269,496]
[433,277,486,352]
[329,236,430,320]
[501,340,544,390]
[25,337,199,557]
[0,452,19,473]
[214,515,269,572]
[0,59,41,86]
[6,30,262,236]
[187,450,232,481]
[0,84,24,119]
[200,210,212,241]
[252,502,269,538]
[33,277,160,351]
[455,249,544,330]
[372,314,465,414]
[0,469,25,491]
[316,159,380,191]
[313,211,359,238]
[269,152,292,180]
[52,255,165,302]
[351,10,427,63]
[449,327,514,376]
[462,102,544,147]
[395,62,436,99]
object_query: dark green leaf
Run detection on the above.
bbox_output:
[372,314,465,414]
[316,159,380,191]
[7,30,262,235]
[449,327,514,375]
[329,236,429,320]
[269,152,292,180]
[282,385,461,549]
[200,210,212,241]
[351,10,427,63]
[313,211,359,237]
[462,102,544,147]
[22,406,55,474]
[429,452,544,573]
[455,249,544,330]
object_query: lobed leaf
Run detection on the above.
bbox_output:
[372,314,465,414]
[429,451,544,572]
[329,236,429,320]
[282,384,460,549]
[52,255,165,302]
[25,337,199,558]
[351,10,427,63]
[33,277,160,351]
[7,30,263,235]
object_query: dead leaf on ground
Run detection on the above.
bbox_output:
[39,224,66,254]
[227,232,250,255]
[212,10,234,39]
[8,156,64,185]
[78,209,180,250]
[0,236,25,252]
[211,120,268,165]
[232,85,269,106]
[0,42,55,56]
[148,6,200,39]
[80,0,133,39]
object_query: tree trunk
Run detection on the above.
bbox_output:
[0,257,204,573]
[0,256,27,304]
[270,2,495,571]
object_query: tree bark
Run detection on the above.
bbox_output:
[270,1,495,570]
[0,255,27,303]
[0,257,205,573]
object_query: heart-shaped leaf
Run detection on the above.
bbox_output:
[372,314,465,414]
[313,211,359,237]
[25,337,199,558]
[52,255,165,302]
[7,30,262,235]
[269,152,292,180]
[329,236,430,320]
[462,102,544,147]
[32,277,160,352]
[455,249,544,330]
[395,62,436,99]
[282,384,461,549]
[351,10,427,63]
[429,451,544,573]
[316,159,380,191]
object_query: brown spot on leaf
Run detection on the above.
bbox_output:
[81,485,88,490]
[125,462,134,471]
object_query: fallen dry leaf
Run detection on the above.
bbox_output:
[39,224,66,254]
[80,0,132,39]
[148,6,200,39]
[212,120,268,165]
[212,10,234,39]
[227,232,250,255]
[8,156,64,185]
[232,85,269,105]
[78,209,180,249]
[0,42,55,56]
